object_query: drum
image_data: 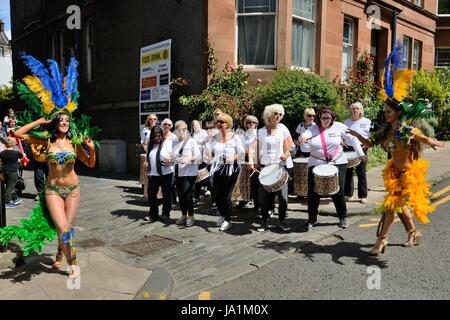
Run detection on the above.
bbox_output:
[259,164,289,193]
[139,154,148,184]
[232,165,252,202]
[345,151,361,168]
[293,157,309,197]
[313,164,339,196]
[195,167,210,184]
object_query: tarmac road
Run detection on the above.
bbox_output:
[210,177,450,300]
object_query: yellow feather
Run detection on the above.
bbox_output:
[23,76,55,114]
[393,69,416,102]
[65,101,78,113]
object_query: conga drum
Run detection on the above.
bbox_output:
[232,165,252,202]
[344,151,361,168]
[312,164,339,196]
[140,154,148,199]
[293,157,309,196]
[259,164,289,193]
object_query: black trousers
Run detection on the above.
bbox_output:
[34,161,48,193]
[176,176,196,217]
[307,164,347,223]
[213,164,240,222]
[259,180,288,223]
[250,171,260,210]
[4,171,18,203]
[267,166,292,211]
[344,150,368,199]
[148,173,173,218]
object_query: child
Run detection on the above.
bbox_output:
[0,137,24,208]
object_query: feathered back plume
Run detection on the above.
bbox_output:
[47,59,68,107]
[20,54,55,93]
[65,57,79,100]
[379,43,416,102]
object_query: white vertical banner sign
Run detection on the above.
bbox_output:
[139,39,171,131]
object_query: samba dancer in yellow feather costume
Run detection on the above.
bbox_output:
[347,45,444,256]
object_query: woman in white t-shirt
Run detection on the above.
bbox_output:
[145,126,174,223]
[294,108,316,157]
[300,107,366,230]
[343,102,371,204]
[173,121,201,227]
[249,104,293,233]
[208,113,245,231]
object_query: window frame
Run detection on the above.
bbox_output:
[412,40,421,71]
[413,0,423,8]
[435,47,450,68]
[342,16,355,81]
[0,46,4,58]
[437,0,450,16]
[85,18,94,83]
[291,0,316,71]
[402,36,411,68]
[236,0,277,69]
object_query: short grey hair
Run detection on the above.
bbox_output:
[245,115,259,126]
[174,120,187,130]
[162,118,173,126]
[262,103,284,124]
[349,102,364,116]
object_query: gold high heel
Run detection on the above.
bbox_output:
[369,237,388,256]
[403,229,422,247]
[52,245,64,270]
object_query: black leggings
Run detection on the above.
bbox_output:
[176,176,196,216]
[213,164,240,222]
[148,174,173,218]
[307,164,347,223]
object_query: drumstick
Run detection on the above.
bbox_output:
[249,169,260,177]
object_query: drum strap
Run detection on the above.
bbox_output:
[319,126,342,163]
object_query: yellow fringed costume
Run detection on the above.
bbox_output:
[381,159,434,224]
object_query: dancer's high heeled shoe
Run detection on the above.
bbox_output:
[52,246,64,270]
[369,236,388,256]
[67,263,79,280]
[403,228,422,247]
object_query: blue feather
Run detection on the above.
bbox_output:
[20,54,54,93]
[383,43,403,99]
[47,59,67,107]
[65,57,79,99]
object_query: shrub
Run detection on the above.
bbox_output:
[253,69,340,129]
[179,62,255,124]
[412,68,450,139]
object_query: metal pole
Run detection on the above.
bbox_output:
[391,10,397,50]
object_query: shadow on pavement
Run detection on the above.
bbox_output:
[0,253,67,283]
[254,239,388,269]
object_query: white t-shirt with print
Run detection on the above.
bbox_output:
[257,125,293,169]
[301,122,364,167]
[148,139,174,176]
[344,117,371,142]
[295,122,316,153]
[172,138,202,177]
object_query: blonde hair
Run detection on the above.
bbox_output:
[5,137,16,148]
[191,120,202,133]
[174,120,187,130]
[263,103,284,124]
[145,114,158,127]
[216,113,233,128]
[303,108,316,117]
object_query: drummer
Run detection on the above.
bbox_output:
[235,115,260,212]
[248,104,293,232]
[173,121,202,227]
[343,102,371,204]
[299,106,366,230]
[208,113,245,231]
[294,108,316,158]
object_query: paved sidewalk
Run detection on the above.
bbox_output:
[0,144,449,300]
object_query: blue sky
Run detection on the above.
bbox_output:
[0,0,11,39]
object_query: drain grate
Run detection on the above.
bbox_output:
[115,236,180,257]
[78,238,106,249]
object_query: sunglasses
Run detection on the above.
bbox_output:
[306,114,315,118]
[216,120,226,125]
[273,112,283,116]
[163,123,172,126]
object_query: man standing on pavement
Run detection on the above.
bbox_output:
[0,137,24,208]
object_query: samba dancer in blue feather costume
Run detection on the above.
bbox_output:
[0,54,100,280]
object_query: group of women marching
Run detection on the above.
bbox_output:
[140,45,445,258]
